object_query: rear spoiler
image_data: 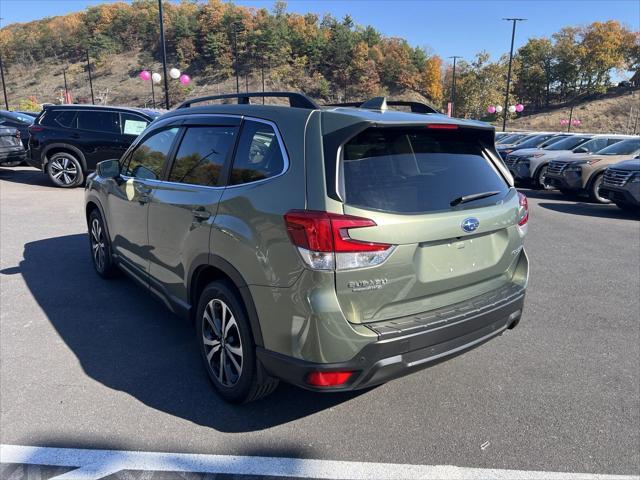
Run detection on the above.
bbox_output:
[324,98,439,114]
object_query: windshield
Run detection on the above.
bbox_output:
[545,136,591,151]
[502,134,527,144]
[341,127,509,214]
[597,138,640,155]
[514,134,553,148]
[541,135,569,147]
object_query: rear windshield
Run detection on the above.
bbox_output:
[340,128,509,214]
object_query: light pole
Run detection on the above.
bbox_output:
[0,16,9,110]
[0,49,8,110]
[502,18,526,132]
[158,0,170,109]
[62,67,69,103]
[448,55,461,117]
[86,50,95,104]
[232,23,240,94]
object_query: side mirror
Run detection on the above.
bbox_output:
[573,147,588,154]
[96,159,121,179]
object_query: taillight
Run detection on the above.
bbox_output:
[426,123,458,130]
[14,131,21,139]
[306,371,353,387]
[28,125,44,133]
[517,192,529,226]
[284,210,394,271]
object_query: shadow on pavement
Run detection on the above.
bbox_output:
[537,201,639,220]
[0,166,52,187]
[1,234,366,433]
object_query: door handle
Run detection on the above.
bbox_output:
[192,208,211,221]
[134,182,152,195]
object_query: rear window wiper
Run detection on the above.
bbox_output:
[450,190,501,207]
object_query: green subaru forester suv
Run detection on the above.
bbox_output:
[85,93,529,403]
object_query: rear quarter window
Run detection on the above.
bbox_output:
[340,127,509,214]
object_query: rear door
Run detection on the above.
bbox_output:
[146,116,240,306]
[333,126,524,324]
[76,110,128,170]
[108,127,180,280]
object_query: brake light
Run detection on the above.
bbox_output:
[28,125,44,133]
[284,210,394,270]
[307,371,353,387]
[517,192,529,226]
[426,123,458,130]
[14,131,21,139]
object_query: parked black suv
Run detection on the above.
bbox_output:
[28,105,159,187]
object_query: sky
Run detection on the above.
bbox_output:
[0,0,638,72]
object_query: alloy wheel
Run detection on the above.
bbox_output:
[90,218,106,272]
[592,176,611,204]
[202,298,243,387]
[50,157,78,185]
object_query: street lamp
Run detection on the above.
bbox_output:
[502,18,526,132]
[448,55,462,117]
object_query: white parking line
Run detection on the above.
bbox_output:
[1,444,638,480]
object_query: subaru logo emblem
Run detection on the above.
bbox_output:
[461,217,480,233]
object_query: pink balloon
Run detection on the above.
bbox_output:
[139,70,151,81]
[515,103,524,112]
[487,106,496,114]
[560,119,567,125]
[179,74,190,85]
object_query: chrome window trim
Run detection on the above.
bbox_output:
[223,116,290,189]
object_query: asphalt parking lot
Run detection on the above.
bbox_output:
[1,166,638,479]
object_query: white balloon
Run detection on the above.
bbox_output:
[495,105,503,113]
[169,68,181,79]
[152,72,162,83]
[508,105,517,113]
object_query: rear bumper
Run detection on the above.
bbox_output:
[257,285,525,392]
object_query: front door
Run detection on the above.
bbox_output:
[147,118,240,307]
[107,127,180,280]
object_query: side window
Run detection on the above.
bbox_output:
[586,138,607,152]
[121,113,149,136]
[230,121,285,185]
[45,111,77,128]
[77,111,120,134]
[168,126,236,186]
[124,128,179,180]
[607,138,622,147]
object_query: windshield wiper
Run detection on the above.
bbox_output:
[450,190,501,207]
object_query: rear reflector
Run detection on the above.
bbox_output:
[426,123,458,130]
[28,125,44,133]
[307,371,353,387]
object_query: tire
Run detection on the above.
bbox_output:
[196,281,278,403]
[46,152,84,188]
[535,165,554,190]
[88,209,118,278]
[588,173,611,204]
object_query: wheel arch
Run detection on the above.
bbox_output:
[85,197,112,243]
[585,167,607,192]
[42,143,87,171]
[189,256,264,347]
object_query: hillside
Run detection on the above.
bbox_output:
[506,89,640,134]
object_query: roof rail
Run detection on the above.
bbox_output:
[325,97,439,114]
[176,92,320,110]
